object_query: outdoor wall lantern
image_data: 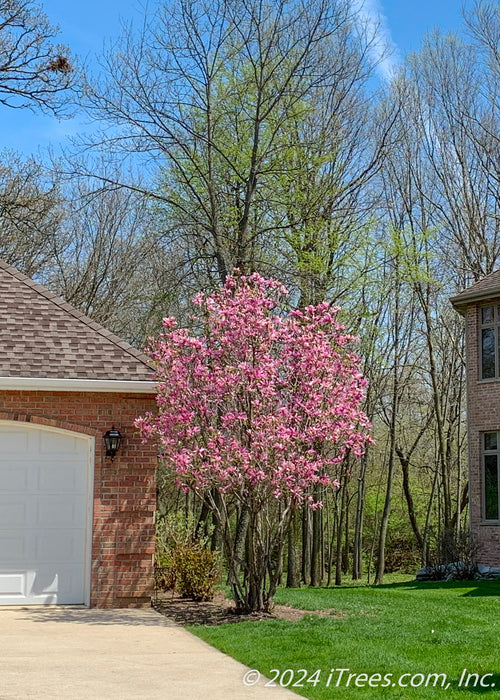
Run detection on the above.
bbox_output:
[104,427,122,460]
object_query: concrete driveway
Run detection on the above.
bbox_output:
[0,608,296,699]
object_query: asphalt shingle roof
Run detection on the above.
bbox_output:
[0,260,154,381]
[450,269,500,314]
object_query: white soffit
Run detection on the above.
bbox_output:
[0,377,157,394]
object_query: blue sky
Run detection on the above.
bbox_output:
[0,0,474,157]
[383,0,471,53]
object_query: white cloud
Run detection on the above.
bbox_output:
[350,0,401,82]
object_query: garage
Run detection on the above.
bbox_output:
[0,423,93,605]
[0,259,158,607]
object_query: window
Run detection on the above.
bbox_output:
[483,432,500,521]
[480,305,500,379]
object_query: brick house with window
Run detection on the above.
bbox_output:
[0,260,157,607]
[451,271,500,566]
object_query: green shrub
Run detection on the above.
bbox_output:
[154,511,219,599]
[171,544,220,601]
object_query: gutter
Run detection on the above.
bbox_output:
[0,377,157,394]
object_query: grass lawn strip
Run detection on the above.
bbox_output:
[189,578,500,698]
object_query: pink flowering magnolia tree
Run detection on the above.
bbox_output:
[136,272,372,612]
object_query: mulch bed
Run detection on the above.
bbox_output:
[153,589,342,626]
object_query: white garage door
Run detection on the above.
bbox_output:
[0,423,92,605]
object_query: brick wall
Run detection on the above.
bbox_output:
[0,390,157,607]
[465,304,500,565]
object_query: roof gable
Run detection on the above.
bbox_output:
[450,270,500,314]
[0,260,154,382]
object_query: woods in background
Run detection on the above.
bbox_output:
[2,0,500,585]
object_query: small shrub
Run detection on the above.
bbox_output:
[154,511,218,599]
[420,529,481,581]
[171,544,220,601]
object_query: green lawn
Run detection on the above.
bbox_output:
[189,577,500,698]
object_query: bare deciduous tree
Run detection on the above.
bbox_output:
[75,0,393,297]
[0,152,64,276]
[0,0,73,114]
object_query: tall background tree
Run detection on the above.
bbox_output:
[76,0,394,295]
[0,0,72,114]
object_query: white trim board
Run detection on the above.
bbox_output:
[0,377,156,394]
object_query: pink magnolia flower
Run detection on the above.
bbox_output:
[136,272,372,507]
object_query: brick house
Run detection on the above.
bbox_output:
[0,260,158,607]
[451,271,500,566]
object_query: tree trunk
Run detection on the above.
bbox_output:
[311,484,323,586]
[417,284,452,530]
[246,511,265,613]
[227,506,249,586]
[397,449,424,550]
[423,467,439,566]
[327,507,336,587]
[450,484,469,531]
[301,503,311,584]
[374,272,401,586]
[352,452,367,579]
[196,497,211,539]
[286,510,301,587]
[335,465,349,586]
[210,488,223,551]
[342,486,350,573]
